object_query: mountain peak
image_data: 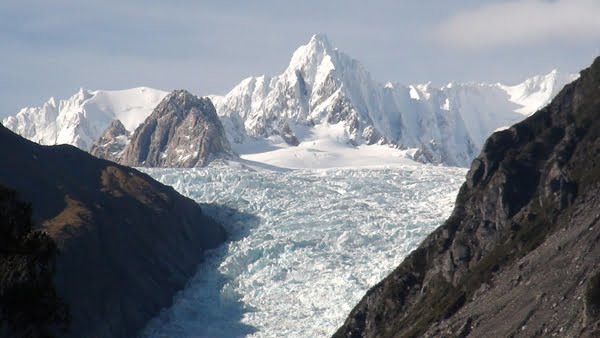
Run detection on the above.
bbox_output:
[120,89,233,168]
[287,34,336,73]
[158,89,211,117]
[166,89,196,101]
[76,87,92,100]
[308,33,332,48]
[46,96,57,107]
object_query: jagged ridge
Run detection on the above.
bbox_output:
[2,35,576,167]
[2,87,167,150]
[211,34,577,166]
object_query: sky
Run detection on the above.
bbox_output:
[1,0,600,117]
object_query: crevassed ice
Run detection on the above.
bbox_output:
[141,165,466,337]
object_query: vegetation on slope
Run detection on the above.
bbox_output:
[0,185,69,337]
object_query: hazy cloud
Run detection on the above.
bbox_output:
[435,0,600,48]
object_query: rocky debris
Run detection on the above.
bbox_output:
[89,119,130,162]
[334,56,600,337]
[0,123,227,337]
[120,90,234,167]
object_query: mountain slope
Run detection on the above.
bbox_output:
[334,57,600,337]
[2,87,167,150]
[0,124,226,337]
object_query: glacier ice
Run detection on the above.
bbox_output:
[140,164,466,337]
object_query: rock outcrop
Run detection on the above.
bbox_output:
[334,57,600,337]
[89,119,130,162]
[0,124,227,337]
[120,90,234,167]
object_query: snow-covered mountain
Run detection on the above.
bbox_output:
[211,34,578,167]
[2,34,577,167]
[2,87,167,150]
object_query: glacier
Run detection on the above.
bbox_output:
[140,164,466,337]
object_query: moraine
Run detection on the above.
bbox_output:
[140,163,465,337]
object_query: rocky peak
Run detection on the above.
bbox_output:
[161,89,209,117]
[335,56,600,337]
[102,119,129,139]
[120,90,234,167]
[89,119,130,162]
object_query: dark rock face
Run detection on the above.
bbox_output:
[0,124,227,337]
[120,90,234,167]
[334,56,600,337]
[89,119,130,162]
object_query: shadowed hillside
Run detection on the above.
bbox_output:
[0,124,227,337]
[0,185,69,337]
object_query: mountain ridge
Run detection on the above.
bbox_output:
[211,35,578,167]
[2,87,167,150]
[2,35,577,167]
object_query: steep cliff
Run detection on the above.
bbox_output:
[335,57,600,337]
[120,90,233,168]
[0,124,227,337]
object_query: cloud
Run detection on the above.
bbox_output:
[434,0,600,49]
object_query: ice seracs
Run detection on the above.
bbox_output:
[140,164,466,337]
